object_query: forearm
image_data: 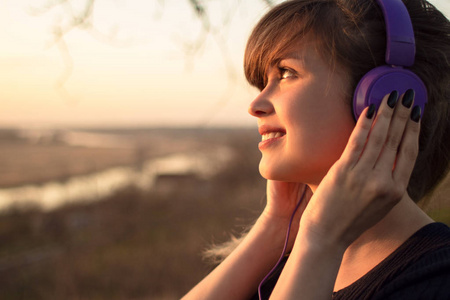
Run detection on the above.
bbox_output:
[182,215,292,300]
[270,231,345,300]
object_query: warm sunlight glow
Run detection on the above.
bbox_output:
[1,0,448,128]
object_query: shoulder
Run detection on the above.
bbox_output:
[333,222,450,300]
[372,223,450,300]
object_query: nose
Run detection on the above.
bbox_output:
[248,91,274,117]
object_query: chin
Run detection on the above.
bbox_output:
[259,160,300,182]
[258,158,328,185]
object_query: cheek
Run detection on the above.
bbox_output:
[286,100,354,179]
[282,126,352,183]
[302,101,354,156]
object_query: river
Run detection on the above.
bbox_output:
[0,148,233,212]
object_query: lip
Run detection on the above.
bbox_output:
[258,125,286,150]
[258,125,286,136]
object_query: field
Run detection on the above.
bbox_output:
[0,127,267,299]
[0,128,232,188]
[0,127,449,299]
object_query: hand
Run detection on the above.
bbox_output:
[299,90,421,249]
[259,180,312,251]
[263,180,312,222]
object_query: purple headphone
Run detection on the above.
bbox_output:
[352,0,428,120]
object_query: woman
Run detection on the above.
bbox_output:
[182,0,450,299]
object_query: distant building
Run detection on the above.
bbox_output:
[153,172,205,195]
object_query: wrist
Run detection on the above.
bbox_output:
[258,209,300,253]
[296,224,348,258]
[261,207,295,223]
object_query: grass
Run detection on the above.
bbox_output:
[0,185,265,299]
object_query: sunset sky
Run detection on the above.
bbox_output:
[1,0,449,129]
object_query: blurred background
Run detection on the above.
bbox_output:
[0,0,449,299]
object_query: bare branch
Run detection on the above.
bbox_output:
[36,0,133,103]
[27,0,70,16]
[30,0,270,123]
[262,0,276,7]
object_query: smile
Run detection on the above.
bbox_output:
[261,131,286,141]
[258,126,286,150]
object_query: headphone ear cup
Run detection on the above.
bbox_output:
[353,65,427,120]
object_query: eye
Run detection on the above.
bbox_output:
[279,67,296,80]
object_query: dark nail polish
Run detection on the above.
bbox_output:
[387,90,398,108]
[366,104,376,119]
[411,105,421,122]
[402,89,415,108]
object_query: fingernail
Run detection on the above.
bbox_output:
[366,104,376,119]
[387,90,398,108]
[411,105,421,122]
[402,89,415,108]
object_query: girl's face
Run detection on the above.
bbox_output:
[248,40,355,188]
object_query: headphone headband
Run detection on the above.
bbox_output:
[376,0,416,66]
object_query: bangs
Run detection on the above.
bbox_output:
[244,1,339,90]
[244,9,311,90]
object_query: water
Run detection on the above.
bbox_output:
[0,148,233,212]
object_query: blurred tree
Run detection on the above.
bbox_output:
[30,0,278,108]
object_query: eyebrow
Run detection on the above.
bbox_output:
[272,52,305,66]
[280,52,304,60]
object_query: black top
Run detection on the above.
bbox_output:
[251,222,450,300]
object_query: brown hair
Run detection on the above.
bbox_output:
[244,0,450,202]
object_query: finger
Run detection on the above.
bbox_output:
[393,105,421,184]
[356,91,398,169]
[338,104,376,168]
[375,89,415,172]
